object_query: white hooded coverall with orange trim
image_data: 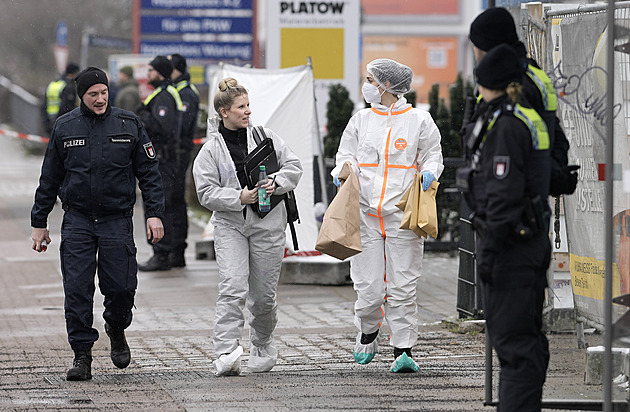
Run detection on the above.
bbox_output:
[331,97,444,349]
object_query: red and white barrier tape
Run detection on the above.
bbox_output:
[0,128,49,144]
[1,128,208,146]
[284,249,321,258]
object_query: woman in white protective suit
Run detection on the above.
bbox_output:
[331,59,443,373]
[192,78,302,376]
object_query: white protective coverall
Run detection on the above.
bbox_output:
[331,97,443,349]
[193,116,302,369]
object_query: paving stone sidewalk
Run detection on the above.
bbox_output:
[0,137,611,411]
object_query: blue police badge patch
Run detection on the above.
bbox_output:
[493,156,510,179]
[143,142,156,159]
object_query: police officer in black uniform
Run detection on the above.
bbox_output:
[167,53,200,268]
[459,45,552,412]
[137,56,183,271]
[468,7,577,196]
[31,67,165,381]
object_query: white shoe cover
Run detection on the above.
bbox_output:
[248,344,278,373]
[214,346,243,376]
[353,331,379,364]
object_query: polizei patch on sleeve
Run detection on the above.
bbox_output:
[493,156,510,179]
[63,139,86,148]
[143,142,156,159]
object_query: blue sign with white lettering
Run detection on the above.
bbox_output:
[140,40,252,60]
[141,16,252,34]
[141,0,252,9]
[55,21,68,46]
[139,0,254,64]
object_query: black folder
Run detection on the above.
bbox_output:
[243,136,283,217]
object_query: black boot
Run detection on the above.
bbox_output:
[394,347,413,359]
[138,254,171,271]
[361,330,379,344]
[169,251,186,268]
[105,323,131,369]
[67,350,92,381]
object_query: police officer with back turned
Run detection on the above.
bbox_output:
[31,67,165,381]
[459,44,551,412]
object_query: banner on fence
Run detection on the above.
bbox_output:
[551,9,630,327]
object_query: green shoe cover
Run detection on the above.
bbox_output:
[354,351,375,365]
[391,353,419,373]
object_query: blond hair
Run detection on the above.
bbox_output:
[506,82,523,104]
[213,77,248,115]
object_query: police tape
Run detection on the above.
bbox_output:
[1,128,208,146]
[0,128,49,144]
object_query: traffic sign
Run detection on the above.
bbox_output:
[55,21,68,46]
[53,45,69,75]
[88,35,132,50]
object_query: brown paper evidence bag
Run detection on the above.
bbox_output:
[396,172,439,239]
[315,162,362,260]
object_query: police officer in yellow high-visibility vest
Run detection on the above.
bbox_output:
[136,56,183,272]
[459,44,551,412]
[44,62,80,134]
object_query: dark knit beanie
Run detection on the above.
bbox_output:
[65,62,80,76]
[469,7,519,51]
[75,67,109,99]
[169,54,187,73]
[475,44,524,90]
[149,55,173,78]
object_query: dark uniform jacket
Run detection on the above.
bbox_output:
[136,79,181,161]
[173,73,200,153]
[465,41,572,196]
[31,103,165,228]
[466,95,551,277]
[58,79,78,118]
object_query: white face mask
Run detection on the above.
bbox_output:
[362,82,385,104]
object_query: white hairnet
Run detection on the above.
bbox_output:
[366,59,413,95]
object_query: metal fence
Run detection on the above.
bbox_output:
[0,74,44,137]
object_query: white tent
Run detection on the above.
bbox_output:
[206,63,320,251]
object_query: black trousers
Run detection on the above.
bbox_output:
[170,150,191,255]
[480,232,551,412]
[151,160,177,256]
[60,211,137,352]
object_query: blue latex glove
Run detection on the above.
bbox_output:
[333,174,341,187]
[421,171,435,191]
